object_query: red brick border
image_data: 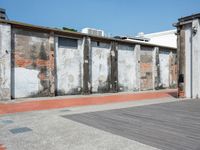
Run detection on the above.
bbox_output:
[0,90,177,115]
[0,144,6,150]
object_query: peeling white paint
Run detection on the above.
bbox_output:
[56,37,83,95]
[118,44,137,91]
[159,50,170,88]
[91,42,110,93]
[14,67,40,98]
[191,19,200,98]
[0,24,11,100]
[0,24,177,100]
[185,24,192,98]
[12,29,50,99]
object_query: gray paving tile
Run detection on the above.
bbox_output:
[0,120,14,124]
[59,109,70,112]
[64,100,200,150]
[10,127,32,134]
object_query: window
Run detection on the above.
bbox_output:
[58,37,78,48]
[97,41,100,46]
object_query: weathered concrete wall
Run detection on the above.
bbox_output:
[169,51,177,88]
[0,24,11,100]
[135,45,141,91]
[91,41,111,93]
[140,46,153,91]
[83,37,91,94]
[177,26,186,97]
[118,44,137,92]
[159,49,170,88]
[178,18,200,98]
[55,37,83,95]
[12,29,54,98]
[0,22,177,100]
[152,47,159,90]
[110,42,118,92]
[191,19,200,98]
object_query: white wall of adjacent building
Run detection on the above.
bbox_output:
[138,30,177,48]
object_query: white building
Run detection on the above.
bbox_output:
[81,28,105,37]
[136,30,177,48]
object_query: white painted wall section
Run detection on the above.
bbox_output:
[159,50,170,88]
[56,37,83,95]
[0,24,11,100]
[91,42,110,93]
[14,68,40,98]
[192,19,200,98]
[118,44,136,91]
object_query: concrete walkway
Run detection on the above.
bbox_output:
[0,97,179,150]
[0,89,177,115]
[66,99,200,150]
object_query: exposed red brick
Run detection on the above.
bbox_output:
[140,63,152,69]
[35,59,49,66]
[0,144,6,150]
[38,73,48,80]
[15,58,32,68]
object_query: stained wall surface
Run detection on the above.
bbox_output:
[0,22,177,100]
[12,29,54,98]
[177,18,200,98]
[140,46,153,91]
[118,44,137,92]
[191,19,200,98]
[169,51,177,88]
[159,50,170,88]
[56,37,83,95]
[0,24,11,100]
[91,41,111,93]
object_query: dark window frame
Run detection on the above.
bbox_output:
[58,37,78,48]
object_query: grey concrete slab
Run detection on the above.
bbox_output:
[64,100,200,150]
[0,99,170,150]
[10,127,32,134]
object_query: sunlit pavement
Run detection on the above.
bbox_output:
[0,94,182,150]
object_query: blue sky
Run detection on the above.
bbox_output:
[0,0,200,36]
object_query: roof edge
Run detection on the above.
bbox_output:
[178,13,200,22]
[0,19,177,50]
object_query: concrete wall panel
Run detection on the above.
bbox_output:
[0,23,177,100]
[91,41,111,93]
[192,19,200,98]
[56,37,83,95]
[159,50,170,88]
[118,44,137,92]
[140,46,153,90]
[169,51,177,88]
[0,24,11,100]
[12,29,52,98]
[184,25,192,98]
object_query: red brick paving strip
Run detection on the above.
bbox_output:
[0,90,177,115]
[0,144,6,150]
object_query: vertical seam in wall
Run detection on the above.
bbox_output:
[54,36,58,96]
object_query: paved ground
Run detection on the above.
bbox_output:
[0,98,178,150]
[0,89,176,115]
[65,100,200,150]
